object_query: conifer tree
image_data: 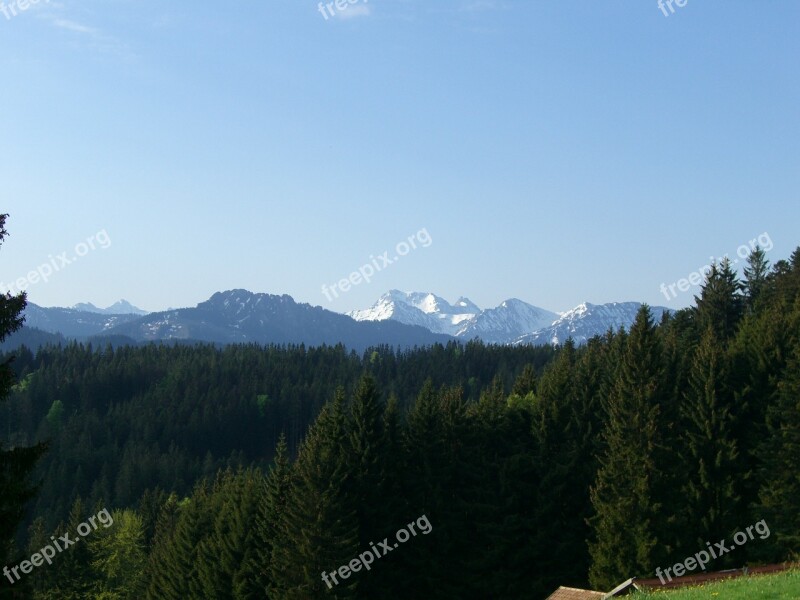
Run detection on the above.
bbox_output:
[145,484,213,600]
[589,306,668,589]
[89,509,148,599]
[694,258,744,342]
[257,434,291,598]
[0,214,46,600]
[45,498,93,600]
[271,390,358,599]
[679,328,741,561]
[512,364,537,397]
[141,493,180,598]
[757,313,800,559]
[743,246,770,311]
[195,469,263,600]
[401,382,472,599]
[534,339,606,593]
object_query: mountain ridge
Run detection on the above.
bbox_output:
[20,290,672,350]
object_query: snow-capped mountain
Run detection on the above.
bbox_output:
[72,299,149,315]
[459,299,559,344]
[348,290,558,343]
[347,290,480,337]
[102,290,452,351]
[351,293,672,346]
[20,291,673,351]
[513,302,672,346]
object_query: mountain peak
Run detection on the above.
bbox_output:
[350,290,557,343]
[454,296,481,312]
[72,300,148,315]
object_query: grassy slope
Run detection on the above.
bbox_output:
[631,569,800,599]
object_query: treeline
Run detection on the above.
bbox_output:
[2,338,553,538]
[2,246,800,598]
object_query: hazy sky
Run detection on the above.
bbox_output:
[1,1,798,315]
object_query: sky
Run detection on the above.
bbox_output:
[1,0,798,316]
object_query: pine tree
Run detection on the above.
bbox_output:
[193,468,263,600]
[694,258,744,342]
[271,390,359,599]
[589,306,668,590]
[743,246,770,311]
[257,434,291,598]
[532,339,606,593]
[470,375,542,599]
[0,214,47,600]
[400,382,473,599]
[89,509,148,599]
[679,328,741,562]
[141,493,180,599]
[512,364,537,397]
[756,311,800,559]
[44,498,94,600]
[145,484,213,600]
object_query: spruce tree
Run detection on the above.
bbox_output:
[145,483,213,600]
[195,468,263,600]
[757,312,800,559]
[271,390,358,599]
[679,328,741,562]
[257,434,291,598]
[401,382,472,599]
[0,214,47,600]
[743,245,770,311]
[89,509,148,599]
[694,258,744,342]
[44,498,94,600]
[141,493,180,598]
[512,364,538,397]
[589,306,668,590]
[533,339,606,593]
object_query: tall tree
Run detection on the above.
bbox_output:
[743,245,770,311]
[512,364,537,397]
[271,390,359,599]
[0,214,47,600]
[756,305,800,560]
[89,509,148,599]
[589,306,668,590]
[145,484,213,600]
[678,328,741,561]
[694,258,744,342]
[257,434,291,598]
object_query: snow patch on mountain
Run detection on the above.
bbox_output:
[514,302,672,346]
[349,291,558,342]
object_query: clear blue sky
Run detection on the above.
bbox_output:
[1,0,798,315]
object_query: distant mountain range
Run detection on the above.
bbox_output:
[72,299,149,316]
[23,304,143,339]
[18,291,451,352]
[9,290,671,352]
[350,291,671,346]
[348,290,558,344]
[513,301,671,346]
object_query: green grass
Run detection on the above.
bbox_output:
[631,569,800,599]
